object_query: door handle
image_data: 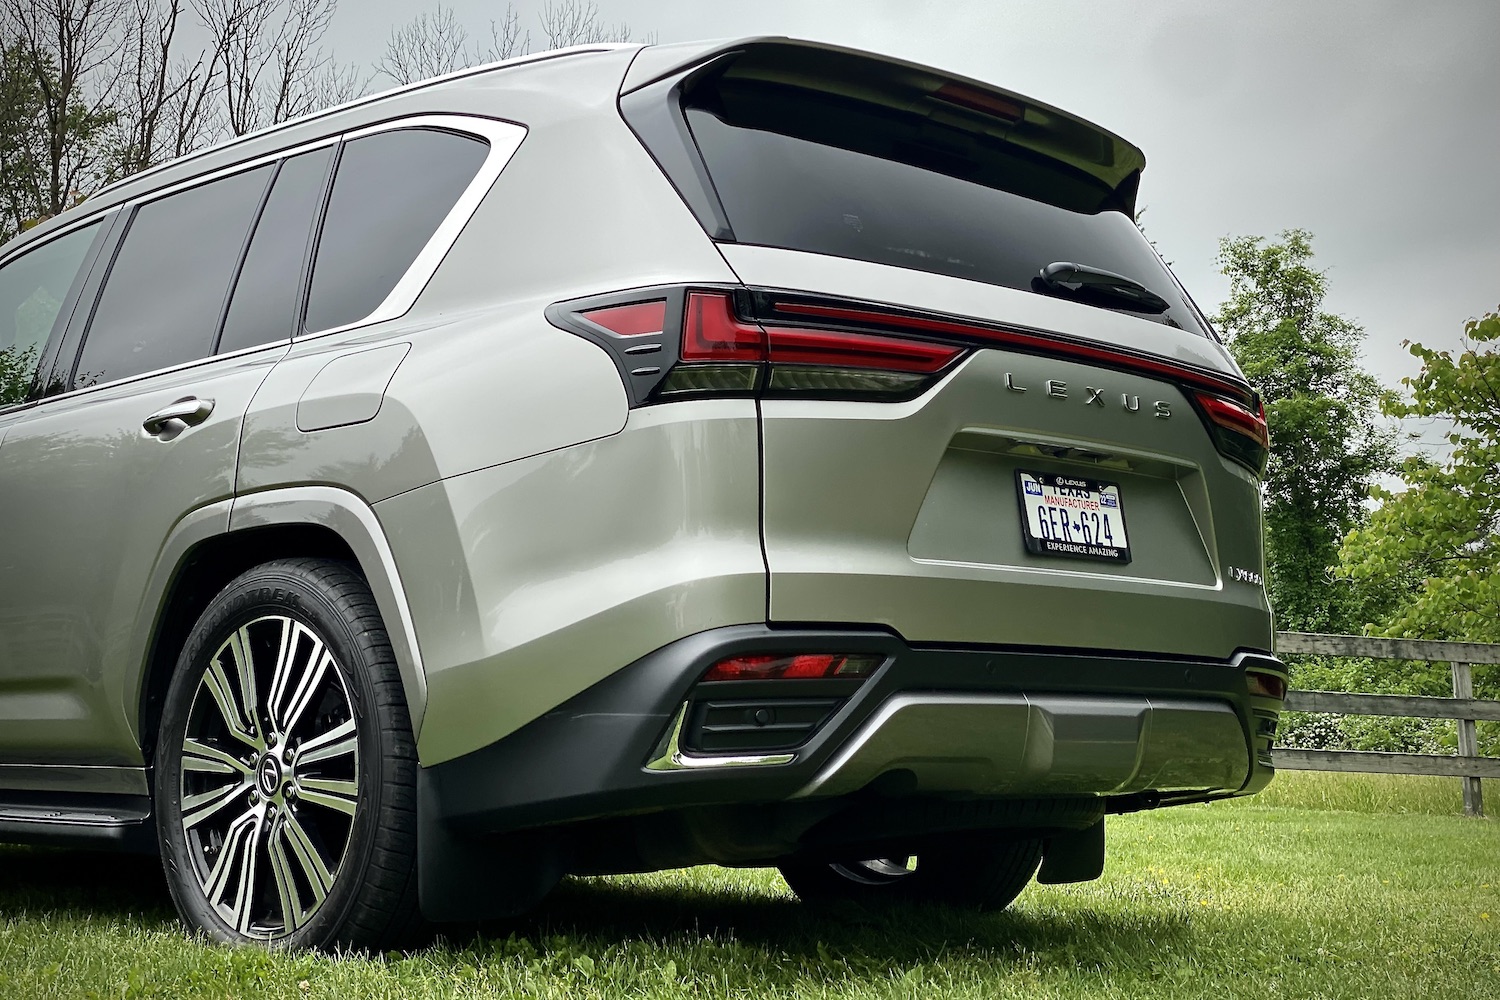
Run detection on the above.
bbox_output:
[143,397,215,435]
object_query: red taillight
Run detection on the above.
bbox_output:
[776,300,1255,404]
[767,326,962,373]
[580,299,666,337]
[1246,670,1287,701]
[701,652,883,682]
[682,291,766,361]
[1191,390,1270,475]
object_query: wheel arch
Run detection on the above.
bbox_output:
[134,487,429,766]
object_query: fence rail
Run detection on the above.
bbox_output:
[1270,631,1496,817]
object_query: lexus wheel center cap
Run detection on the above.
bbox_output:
[258,755,283,798]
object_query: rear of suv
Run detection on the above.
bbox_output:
[0,38,1286,949]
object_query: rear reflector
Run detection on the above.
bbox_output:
[1246,671,1287,701]
[702,653,884,682]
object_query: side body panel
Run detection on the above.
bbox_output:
[0,346,284,767]
[377,401,766,766]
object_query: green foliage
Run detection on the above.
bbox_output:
[1214,230,1396,631]
[0,342,39,405]
[1338,308,1500,644]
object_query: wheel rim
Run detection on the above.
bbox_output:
[178,614,360,938]
[829,857,916,885]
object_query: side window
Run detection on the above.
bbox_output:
[75,165,272,387]
[0,222,100,406]
[304,128,489,333]
[218,146,334,355]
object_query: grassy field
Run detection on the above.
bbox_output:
[1,772,1496,999]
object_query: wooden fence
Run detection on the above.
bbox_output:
[1271,631,1500,817]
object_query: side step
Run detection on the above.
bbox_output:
[0,791,157,853]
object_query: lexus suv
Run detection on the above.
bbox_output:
[0,38,1286,949]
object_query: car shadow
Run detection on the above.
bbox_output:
[0,846,176,926]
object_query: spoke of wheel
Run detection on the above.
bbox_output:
[202,657,257,748]
[265,617,298,733]
[280,637,332,738]
[182,775,251,829]
[280,810,334,904]
[295,718,357,766]
[228,811,266,934]
[267,820,305,931]
[201,808,259,910]
[224,626,260,738]
[294,776,359,816]
[181,738,251,777]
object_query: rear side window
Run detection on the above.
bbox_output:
[662,48,1207,336]
[78,165,272,386]
[304,128,489,333]
[0,223,99,405]
[218,146,334,355]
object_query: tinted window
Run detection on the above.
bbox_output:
[77,165,272,386]
[683,80,1207,336]
[218,147,333,354]
[305,128,488,333]
[0,223,99,406]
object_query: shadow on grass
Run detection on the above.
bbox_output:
[445,873,1196,971]
[0,846,175,926]
[0,845,1195,976]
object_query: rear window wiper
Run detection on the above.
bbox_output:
[1033,261,1171,314]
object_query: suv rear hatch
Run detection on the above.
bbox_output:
[621,41,1272,660]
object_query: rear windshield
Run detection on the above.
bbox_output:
[679,55,1209,337]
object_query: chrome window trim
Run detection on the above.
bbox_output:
[302,114,528,339]
[34,338,291,405]
[124,135,339,209]
[0,207,117,273]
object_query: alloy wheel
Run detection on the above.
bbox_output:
[178,614,360,939]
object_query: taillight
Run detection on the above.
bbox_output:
[552,286,1264,461]
[701,652,884,682]
[1190,390,1270,475]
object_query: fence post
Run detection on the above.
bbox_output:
[1452,662,1484,817]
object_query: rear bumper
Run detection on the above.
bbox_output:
[418,624,1284,838]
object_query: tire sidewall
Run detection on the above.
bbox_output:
[154,566,388,948]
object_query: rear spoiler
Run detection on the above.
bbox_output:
[620,36,1147,215]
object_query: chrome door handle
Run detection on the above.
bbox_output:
[142,397,215,434]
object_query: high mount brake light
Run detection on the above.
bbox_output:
[701,653,883,682]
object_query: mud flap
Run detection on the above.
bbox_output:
[1037,817,1105,884]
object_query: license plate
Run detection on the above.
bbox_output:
[1016,471,1131,563]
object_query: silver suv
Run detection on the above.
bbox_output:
[0,38,1286,948]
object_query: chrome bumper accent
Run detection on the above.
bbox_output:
[793,693,1250,798]
[644,702,796,771]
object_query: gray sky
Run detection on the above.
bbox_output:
[333,0,1500,405]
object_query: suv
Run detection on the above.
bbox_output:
[0,38,1286,948]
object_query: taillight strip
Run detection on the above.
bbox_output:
[774,300,1255,407]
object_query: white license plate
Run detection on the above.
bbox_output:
[1016,471,1131,563]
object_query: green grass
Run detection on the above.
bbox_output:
[1,778,1496,999]
[1219,769,1467,815]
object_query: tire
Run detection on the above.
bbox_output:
[779,833,1043,910]
[153,558,424,949]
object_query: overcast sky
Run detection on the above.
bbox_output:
[332,0,1499,408]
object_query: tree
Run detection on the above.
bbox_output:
[0,0,123,223]
[1214,229,1396,631]
[1337,308,1500,643]
[376,1,648,87]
